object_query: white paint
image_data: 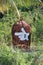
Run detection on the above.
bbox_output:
[14,27,29,41]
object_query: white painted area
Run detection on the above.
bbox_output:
[14,27,29,41]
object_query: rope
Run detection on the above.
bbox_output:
[9,0,21,20]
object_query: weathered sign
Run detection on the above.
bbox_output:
[12,19,31,50]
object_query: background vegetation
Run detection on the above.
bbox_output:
[0,0,43,65]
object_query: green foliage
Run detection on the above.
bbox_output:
[0,1,43,65]
[0,44,43,65]
[0,44,13,65]
[0,0,43,43]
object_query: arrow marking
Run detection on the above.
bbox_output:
[14,27,29,41]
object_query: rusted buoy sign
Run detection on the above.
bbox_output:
[12,19,31,50]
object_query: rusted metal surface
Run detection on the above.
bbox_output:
[12,19,31,50]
